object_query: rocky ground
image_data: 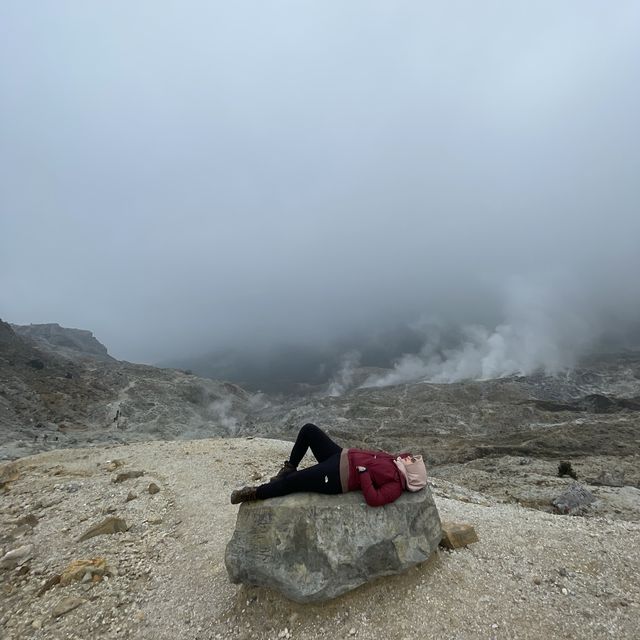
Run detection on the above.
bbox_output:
[431,453,640,521]
[2,437,639,640]
[258,352,640,467]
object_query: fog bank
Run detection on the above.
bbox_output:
[1,2,639,383]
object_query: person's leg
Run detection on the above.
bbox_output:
[288,423,342,466]
[257,452,341,500]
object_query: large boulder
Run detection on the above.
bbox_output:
[225,488,442,603]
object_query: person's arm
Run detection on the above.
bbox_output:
[357,468,403,507]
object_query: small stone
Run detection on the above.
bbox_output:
[148,483,160,495]
[558,567,568,577]
[9,523,32,539]
[31,619,42,629]
[51,596,85,618]
[113,471,144,483]
[440,522,479,549]
[533,577,542,585]
[0,545,33,569]
[561,588,568,595]
[60,558,109,585]
[0,462,19,488]
[16,514,39,527]
[37,574,61,596]
[349,627,357,635]
[77,517,128,542]
[125,491,137,502]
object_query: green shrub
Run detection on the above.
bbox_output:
[558,461,577,480]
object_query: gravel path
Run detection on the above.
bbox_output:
[1,437,639,639]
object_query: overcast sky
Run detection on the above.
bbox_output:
[1,2,639,368]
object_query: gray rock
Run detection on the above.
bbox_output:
[113,471,144,483]
[225,489,441,603]
[0,462,19,488]
[552,483,596,514]
[15,514,38,527]
[0,544,33,569]
[77,516,128,542]
[51,596,85,618]
[7,524,32,539]
[591,470,625,487]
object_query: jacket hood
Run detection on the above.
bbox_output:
[394,455,427,492]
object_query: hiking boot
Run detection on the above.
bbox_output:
[270,461,296,482]
[230,486,258,504]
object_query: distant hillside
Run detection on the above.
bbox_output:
[11,322,113,361]
[0,319,260,461]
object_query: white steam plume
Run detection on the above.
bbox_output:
[327,350,361,397]
[362,277,597,387]
[207,397,238,435]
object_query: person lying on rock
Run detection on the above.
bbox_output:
[230,423,427,507]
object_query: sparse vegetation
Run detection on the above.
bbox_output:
[558,460,578,480]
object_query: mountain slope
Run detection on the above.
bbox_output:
[0,321,259,460]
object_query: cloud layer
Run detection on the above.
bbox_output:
[1,2,639,377]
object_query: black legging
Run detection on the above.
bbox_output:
[256,423,343,499]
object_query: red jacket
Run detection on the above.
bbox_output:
[341,448,405,507]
